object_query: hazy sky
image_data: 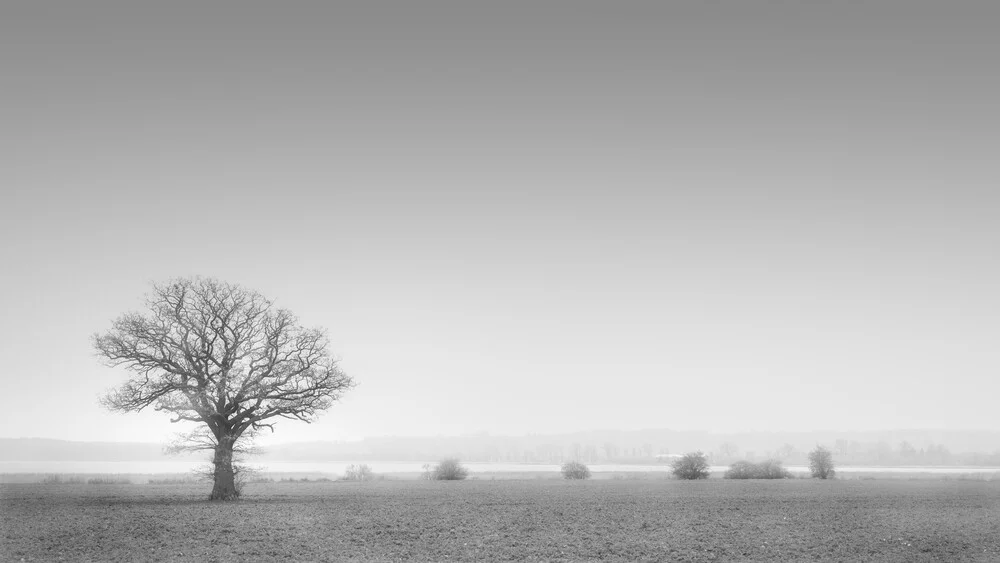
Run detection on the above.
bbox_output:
[1,1,998,445]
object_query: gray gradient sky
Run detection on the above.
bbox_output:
[1,1,998,444]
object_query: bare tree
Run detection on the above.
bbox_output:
[718,442,739,460]
[94,277,355,500]
[834,438,850,458]
[778,443,796,459]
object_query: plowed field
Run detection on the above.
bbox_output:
[3,479,998,561]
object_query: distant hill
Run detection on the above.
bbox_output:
[5,429,1000,464]
[0,438,198,462]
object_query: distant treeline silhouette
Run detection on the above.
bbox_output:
[8,435,1000,467]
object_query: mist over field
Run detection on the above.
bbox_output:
[2,0,1000,449]
[7,428,1000,466]
[3,1,1000,561]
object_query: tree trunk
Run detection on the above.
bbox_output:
[210,436,239,501]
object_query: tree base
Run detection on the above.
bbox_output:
[209,491,240,501]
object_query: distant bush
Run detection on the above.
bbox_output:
[724,461,758,480]
[808,446,835,479]
[41,474,84,485]
[342,464,375,482]
[87,475,132,485]
[610,473,649,481]
[561,461,591,480]
[432,458,469,481]
[87,476,132,485]
[671,451,710,480]
[724,459,792,479]
[755,459,793,479]
[148,476,202,485]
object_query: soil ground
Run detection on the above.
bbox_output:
[3,479,999,562]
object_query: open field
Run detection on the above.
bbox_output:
[3,480,999,562]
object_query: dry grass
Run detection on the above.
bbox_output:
[3,479,999,561]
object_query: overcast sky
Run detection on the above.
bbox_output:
[1,1,998,445]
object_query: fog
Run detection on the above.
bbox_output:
[1,1,998,444]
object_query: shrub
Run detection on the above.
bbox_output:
[755,459,793,479]
[561,461,591,480]
[672,451,710,480]
[87,477,106,485]
[87,476,132,485]
[41,474,84,484]
[724,460,758,480]
[147,476,202,485]
[342,464,375,482]
[724,459,792,479]
[808,446,835,479]
[432,458,469,480]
